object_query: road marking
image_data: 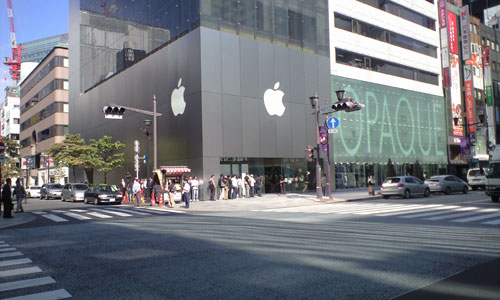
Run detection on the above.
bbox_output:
[135,208,169,214]
[51,210,65,213]
[41,214,68,223]
[2,289,72,300]
[399,206,460,219]
[0,258,32,267]
[147,207,186,214]
[453,212,500,223]
[0,247,16,252]
[0,244,11,248]
[69,209,87,213]
[0,252,23,258]
[482,218,500,225]
[0,267,42,278]
[86,212,113,219]
[108,208,151,215]
[425,210,484,221]
[63,212,92,220]
[91,208,132,217]
[31,211,45,215]
[398,206,470,219]
[375,205,444,216]
[355,205,429,215]
[0,276,56,292]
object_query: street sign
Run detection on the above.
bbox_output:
[326,117,339,129]
[328,129,338,134]
[319,136,328,145]
[319,106,334,115]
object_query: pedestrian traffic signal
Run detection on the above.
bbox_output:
[305,145,315,162]
[103,105,125,119]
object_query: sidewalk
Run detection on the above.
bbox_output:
[0,212,36,230]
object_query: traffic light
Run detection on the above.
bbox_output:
[331,98,365,112]
[305,145,315,162]
[102,105,125,119]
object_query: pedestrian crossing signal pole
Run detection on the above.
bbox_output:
[310,94,323,200]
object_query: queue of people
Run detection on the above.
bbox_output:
[216,174,263,200]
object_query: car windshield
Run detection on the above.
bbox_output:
[427,177,441,182]
[96,186,114,192]
[469,170,484,176]
[47,184,63,189]
[487,163,500,179]
[30,187,40,190]
[73,184,88,190]
[384,178,400,183]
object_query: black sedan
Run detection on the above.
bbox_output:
[84,184,123,205]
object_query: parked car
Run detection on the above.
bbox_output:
[40,183,63,199]
[380,176,430,199]
[467,168,487,190]
[26,186,41,198]
[425,175,469,194]
[62,183,89,202]
[84,184,123,205]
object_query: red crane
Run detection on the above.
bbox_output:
[3,0,22,85]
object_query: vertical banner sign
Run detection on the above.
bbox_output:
[319,126,328,153]
[448,11,458,55]
[451,53,463,137]
[439,0,448,28]
[460,6,471,61]
[484,46,493,106]
[464,64,475,133]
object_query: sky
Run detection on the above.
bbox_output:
[0,0,68,94]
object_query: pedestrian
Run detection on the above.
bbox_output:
[244,174,250,198]
[191,176,199,201]
[368,174,375,196]
[147,177,153,205]
[321,174,327,196]
[208,175,216,200]
[249,175,256,197]
[218,174,224,201]
[231,175,238,199]
[167,179,175,208]
[280,175,286,195]
[13,179,25,213]
[2,178,13,218]
[237,176,244,198]
[223,176,229,200]
[256,175,263,197]
[182,177,191,208]
[126,178,133,204]
[152,170,162,206]
[133,178,141,207]
[121,178,126,198]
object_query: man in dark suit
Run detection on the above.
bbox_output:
[2,178,13,218]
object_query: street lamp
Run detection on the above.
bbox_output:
[143,119,152,178]
[309,93,323,200]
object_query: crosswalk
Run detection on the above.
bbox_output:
[29,206,185,224]
[0,240,71,299]
[254,203,500,226]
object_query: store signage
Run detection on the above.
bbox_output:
[448,11,458,55]
[464,64,475,133]
[450,53,463,137]
[439,0,447,28]
[460,6,471,61]
[484,46,493,106]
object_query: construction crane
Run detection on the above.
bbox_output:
[3,0,22,86]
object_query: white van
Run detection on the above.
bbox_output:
[467,168,487,190]
[485,147,500,202]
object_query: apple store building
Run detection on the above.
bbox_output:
[69,0,334,195]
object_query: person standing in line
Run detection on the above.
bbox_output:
[126,178,134,204]
[152,171,162,206]
[244,174,250,198]
[237,176,244,198]
[209,175,216,200]
[367,174,375,196]
[2,178,13,218]
[182,177,191,208]
[218,174,225,201]
[249,175,256,197]
[256,175,263,197]
[321,174,327,197]
[223,176,229,200]
[187,176,193,202]
[133,178,142,207]
[191,176,199,201]
[279,176,286,195]
[167,179,175,208]
[13,179,25,213]
[230,175,237,199]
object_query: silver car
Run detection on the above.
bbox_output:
[381,176,430,199]
[425,175,469,194]
[62,183,89,202]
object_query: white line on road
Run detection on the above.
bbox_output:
[69,209,87,213]
[354,205,429,215]
[0,276,56,292]
[0,267,42,278]
[400,206,476,219]
[0,252,23,258]
[31,212,46,215]
[0,247,16,252]
[399,206,460,219]
[136,208,169,214]
[147,207,186,214]
[41,214,68,223]
[375,205,444,217]
[50,210,66,213]
[425,210,484,221]
[2,289,72,300]
[0,259,31,267]
[108,208,151,215]
[0,244,10,248]
[452,212,500,223]
[63,212,91,220]
[86,212,113,219]
[482,218,500,225]
[91,208,132,217]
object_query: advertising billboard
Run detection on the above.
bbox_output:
[460,6,471,61]
[450,53,463,137]
[448,11,458,55]
[463,64,475,133]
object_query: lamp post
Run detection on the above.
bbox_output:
[309,94,323,200]
[143,119,152,178]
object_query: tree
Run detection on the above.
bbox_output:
[386,159,396,178]
[48,134,97,181]
[89,136,125,184]
[1,136,21,180]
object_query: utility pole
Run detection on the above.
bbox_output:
[310,94,323,200]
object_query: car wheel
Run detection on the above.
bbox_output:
[424,188,430,197]
[445,187,451,195]
[404,189,411,199]
[492,196,499,203]
[382,195,390,199]
[94,198,99,205]
[463,186,468,194]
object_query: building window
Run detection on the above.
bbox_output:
[63,81,69,90]
[63,58,69,67]
[12,118,19,124]
[63,104,69,113]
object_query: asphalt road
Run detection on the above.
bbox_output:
[0,192,499,299]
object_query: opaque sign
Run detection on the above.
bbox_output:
[448,11,458,55]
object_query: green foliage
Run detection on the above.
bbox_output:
[386,159,396,178]
[89,136,125,184]
[1,136,21,180]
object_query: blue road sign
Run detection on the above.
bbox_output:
[326,117,339,129]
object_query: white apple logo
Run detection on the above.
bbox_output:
[263,82,286,117]
[171,78,186,116]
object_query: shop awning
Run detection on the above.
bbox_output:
[160,166,191,175]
